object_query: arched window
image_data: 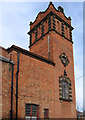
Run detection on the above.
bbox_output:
[62,81,69,99]
[25,104,39,120]
[59,70,72,101]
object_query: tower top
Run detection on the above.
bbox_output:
[28,2,73,34]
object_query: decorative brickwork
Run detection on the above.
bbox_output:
[59,70,72,102]
[59,53,69,67]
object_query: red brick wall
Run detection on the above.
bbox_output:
[9,50,55,118]
[8,45,76,118]
[0,47,13,119]
[30,32,53,61]
[2,61,12,118]
[52,31,76,118]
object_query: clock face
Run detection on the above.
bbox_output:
[59,53,69,67]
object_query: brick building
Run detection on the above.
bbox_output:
[0,2,76,119]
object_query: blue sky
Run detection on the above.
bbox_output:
[0,2,83,111]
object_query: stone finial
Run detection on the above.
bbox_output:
[30,21,32,25]
[58,6,64,14]
[68,16,71,20]
[50,1,52,4]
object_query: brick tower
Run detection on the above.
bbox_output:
[1,2,76,119]
[27,2,76,118]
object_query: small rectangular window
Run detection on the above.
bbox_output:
[44,109,49,119]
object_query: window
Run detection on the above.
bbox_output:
[25,104,39,120]
[57,21,60,33]
[62,81,69,99]
[66,26,68,38]
[53,16,56,30]
[41,22,44,36]
[61,22,64,36]
[35,29,38,41]
[44,109,49,119]
[59,70,72,101]
[48,16,51,30]
[69,28,72,40]
[30,33,32,46]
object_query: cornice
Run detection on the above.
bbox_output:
[28,11,74,35]
[29,29,73,48]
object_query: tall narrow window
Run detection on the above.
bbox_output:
[44,109,49,119]
[41,22,44,36]
[57,21,60,33]
[61,22,64,36]
[69,28,72,40]
[53,16,56,30]
[62,81,69,99]
[25,104,39,120]
[29,32,32,46]
[35,29,38,41]
[59,70,72,101]
[48,16,51,30]
[66,27,68,38]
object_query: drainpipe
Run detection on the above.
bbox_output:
[10,63,14,120]
[16,52,19,120]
